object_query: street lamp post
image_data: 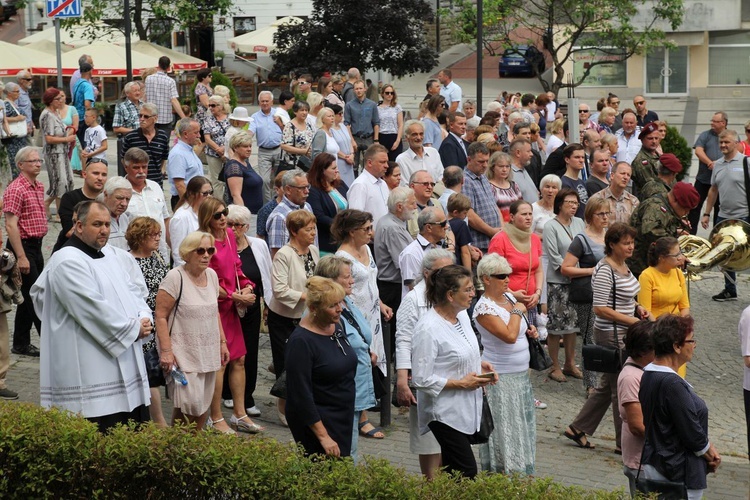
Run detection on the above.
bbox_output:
[476,0,482,115]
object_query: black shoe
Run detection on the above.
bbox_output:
[712,289,738,302]
[0,388,18,400]
[11,345,40,357]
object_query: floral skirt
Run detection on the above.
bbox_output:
[479,371,536,475]
[546,283,579,335]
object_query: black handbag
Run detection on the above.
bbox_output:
[467,390,494,445]
[582,264,624,373]
[635,377,689,499]
[270,371,287,399]
[528,335,553,371]
[143,345,166,386]
[569,234,594,304]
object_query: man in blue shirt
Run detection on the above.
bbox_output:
[249,90,284,204]
[15,70,34,142]
[167,118,204,209]
[344,80,379,176]
[72,63,96,146]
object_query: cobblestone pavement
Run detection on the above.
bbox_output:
[3,150,750,497]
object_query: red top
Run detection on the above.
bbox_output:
[3,174,47,239]
[487,230,542,295]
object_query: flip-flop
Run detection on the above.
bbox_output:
[548,370,567,383]
[358,420,385,439]
[563,427,595,449]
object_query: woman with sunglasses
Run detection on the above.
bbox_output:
[224,131,263,235]
[561,197,609,396]
[377,84,403,161]
[638,236,690,378]
[155,231,230,430]
[474,253,537,475]
[198,197,261,434]
[3,83,29,177]
[203,95,230,201]
[267,209,320,426]
[170,176,213,266]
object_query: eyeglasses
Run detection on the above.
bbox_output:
[227,222,247,228]
[564,200,580,205]
[54,96,66,101]
[22,159,43,164]
[683,339,697,345]
[20,78,32,81]
[200,189,214,197]
[139,114,154,119]
[666,250,683,258]
[149,232,162,239]
[426,220,448,228]
[212,208,229,220]
[194,246,217,256]
[288,184,311,191]
[413,181,436,188]
[490,273,509,280]
[383,91,394,95]
[453,286,476,294]
[358,225,374,233]
[594,212,611,217]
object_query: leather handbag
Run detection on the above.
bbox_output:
[528,334,553,371]
[270,371,287,399]
[582,264,624,373]
[568,234,594,304]
[2,101,27,140]
[467,390,494,445]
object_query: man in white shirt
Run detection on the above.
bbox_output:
[509,138,539,202]
[398,206,447,297]
[348,144,391,225]
[396,120,444,188]
[438,69,462,112]
[615,111,642,164]
[123,148,171,262]
[438,166,464,214]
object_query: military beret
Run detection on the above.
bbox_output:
[671,182,700,209]
[638,122,659,141]
[659,153,682,174]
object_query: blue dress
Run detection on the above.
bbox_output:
[340,297,377,412]
[224,159,264,213]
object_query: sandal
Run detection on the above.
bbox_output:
[230,414,264,434]
[207,417,236,435]
[548,370,567,383]
[563,427,595,449]
[358,420,385,439]
[563,367,584,380]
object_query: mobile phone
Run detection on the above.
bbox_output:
[477,372,496,379]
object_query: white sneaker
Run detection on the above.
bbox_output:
[246,405,261,417]
[536,313,549,341]
[223,399,234,409]
[534,399,548,409]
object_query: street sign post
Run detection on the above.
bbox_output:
[46,0,82,88]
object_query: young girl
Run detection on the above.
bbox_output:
[81,108,108,167]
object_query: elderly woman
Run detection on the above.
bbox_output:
[412,264,498,479]
[565,223,653,452]
[213,85,231,111]
[487,151,522,223]
[203,95,230,201]
[600,133,618,168]
[219,205,273,417]
[377,84,404,161]
[315,255,378,461]
[170,176,212,266]
[194,68,213,130]
[267,209,320,426]
[542,188,585,383]
[100,176,133,250]
[285,276,357,457]
[395,248,455,479]
[307,152,348,255]
[198,198,260,434]
[40,87,76,220]
[639,314,721,498]
[310,107,339,162]
[330,104,355,186]
[224,107,252,162]
[474,253,537,475]
[155,231,230,430]
[224,131,263,233]
[3,83,29,178]
[617,320,655,496]
[281,100,314,171]
[126,216,169,427]
[561,197,610,395]
[532,174,561,320]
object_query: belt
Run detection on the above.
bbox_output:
[353,134,373,139]
[258,145,280,151]
[21,237,43,245]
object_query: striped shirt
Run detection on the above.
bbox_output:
[592,260,640,333]
[121,128,171,183]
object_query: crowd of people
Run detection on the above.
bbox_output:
[0,59,749,497]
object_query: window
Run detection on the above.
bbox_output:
[572,48,627,87]
[233,17,256,37]
[709,31,750,85]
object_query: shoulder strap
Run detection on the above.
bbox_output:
[635,375,667,483]
[743,157,750,212]
[610,264,618,344]
[168,270,184,337]
[623,361,643,370]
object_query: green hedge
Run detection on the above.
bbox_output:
[661,124,692,182]
[0,402,631,499]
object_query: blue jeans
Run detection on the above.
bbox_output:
[714,215,750,295]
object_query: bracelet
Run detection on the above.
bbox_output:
[510,308,524,317]
[160,348,172,352]
[220,340,227,344]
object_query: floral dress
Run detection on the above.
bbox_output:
[135,252,169,353]
[203,114,229,159]
[282,120,314,165]
[40,108,74,198]
[194,83,213,131]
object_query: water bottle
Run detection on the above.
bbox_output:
[170,366,188,386]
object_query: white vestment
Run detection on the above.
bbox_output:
[31,243,152,418]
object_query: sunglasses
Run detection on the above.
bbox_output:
[200,189,214,197]
[383,91,394,95]
[490,274,509,280]
[139,114,154,119]
[213,208,229,220]
[413,181,436,188]
[426,220,448,228]
[208,104,220,108]
[578,109,589,113]
[195,246,216,256]
[634,101,646,105]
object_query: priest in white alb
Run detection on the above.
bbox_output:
[31,200,154,432]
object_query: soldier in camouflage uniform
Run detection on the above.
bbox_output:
[628,182,699,277]
[631,122,662,196]
[639,153,682,200]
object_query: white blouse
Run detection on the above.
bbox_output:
[395,280,429,371]
[412,308,482,435]
[473,294,529,374]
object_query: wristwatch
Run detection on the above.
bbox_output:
[702,213,710,217]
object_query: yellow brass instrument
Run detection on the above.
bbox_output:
[679,219,750,279]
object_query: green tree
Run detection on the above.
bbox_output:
[447,0,684,94]
[272,0,439,78]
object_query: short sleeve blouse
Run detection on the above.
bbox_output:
[377,104,402,134]
[473,294,529,374]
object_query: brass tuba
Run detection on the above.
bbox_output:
[679,219,750,277]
